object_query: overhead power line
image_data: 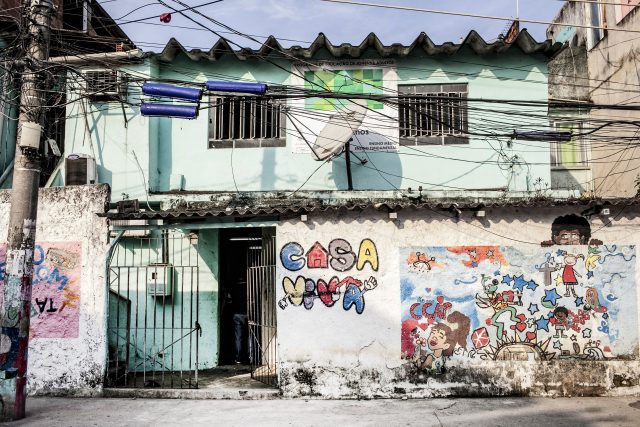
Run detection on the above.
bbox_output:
[319,0,640,34]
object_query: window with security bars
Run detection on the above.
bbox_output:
[551,121,589,168]
[84,70,126,101]
[208,96,286,148]
[398,84,469,145]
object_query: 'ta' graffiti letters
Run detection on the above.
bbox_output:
[0,242,82,339]
[279,239,380,314]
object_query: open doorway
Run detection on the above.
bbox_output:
[218,228,262,365]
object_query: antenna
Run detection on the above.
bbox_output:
[516,0,519,20]
[311,100,368,161]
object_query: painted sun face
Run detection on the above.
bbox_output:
[428,328,450,351]
[555,229,582,245]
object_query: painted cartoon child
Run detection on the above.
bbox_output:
[416,311,470,374]
[551,306,570,338]
[562,252,584,297]
[541,214,602,247]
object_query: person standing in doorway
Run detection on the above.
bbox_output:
[231,277,248,364]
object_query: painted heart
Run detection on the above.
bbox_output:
[419,323,429,331]
[515,322,527,332]
[343,284,365,314]
[526,332,537,341]
[317,277,340,307]
[282,276,305,306]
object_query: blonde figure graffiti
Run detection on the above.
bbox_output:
[414,311,470,374]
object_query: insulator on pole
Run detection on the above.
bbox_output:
[205,80,267,95]
[142,82,203,101]
[141,103,198,119]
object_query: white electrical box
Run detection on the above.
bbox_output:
[147,264,174,297]
[19,122,42,150]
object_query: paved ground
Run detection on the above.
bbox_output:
[4,397,640,426]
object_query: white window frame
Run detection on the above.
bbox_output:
[586,1,606,50]
[550,120,590,169]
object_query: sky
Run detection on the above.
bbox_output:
[99,0,566,52]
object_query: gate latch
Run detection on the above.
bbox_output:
[195,320,202,337]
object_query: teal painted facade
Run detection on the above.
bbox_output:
[109,229,220,370]
[57,49,552,200]
[0,37,18,189]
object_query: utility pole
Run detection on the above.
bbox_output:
[0,0,53,421]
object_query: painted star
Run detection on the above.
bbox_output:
[543,288,562,306]
[494,270,501,276]
[468,249,477,258]
[487,250,494,257]
[513,275,527,291]
[535,316,550,332]
[575,297,584,307]
[570,335,577,342]
[556,249,565,257]
[553,340,563,350]
[582,328,592,338]
[528,303,539,315]
[526,280,539,291]
[555,274,564,285]
[502,274,513,285]
[587,271,594,279]
[603,313,609,320]
[471,261,478,268]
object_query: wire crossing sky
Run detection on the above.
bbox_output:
[98,0,566,50]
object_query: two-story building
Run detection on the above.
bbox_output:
[2,26,640,399]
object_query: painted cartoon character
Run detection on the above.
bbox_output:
[541,214,603,247]
[584,287,607,314]
[551,306,570,338]
[481,274,499,296]
[416,311,470,374]
[561,252,584,297]
[585,244,601,273]
[413,252,436,271]
[476,288,520,338]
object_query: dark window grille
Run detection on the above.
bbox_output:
[85,70,126,101]
[398,84,468,145]
[208,97,285,148]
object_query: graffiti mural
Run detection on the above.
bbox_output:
[279,239,379,314]
[0,242,82,339]
[401,243,637,371]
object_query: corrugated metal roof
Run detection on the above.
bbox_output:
[102,197,640,221]
[151,30,562,63]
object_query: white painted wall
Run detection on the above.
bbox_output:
[276,206,640,397]
[0,185,110,395]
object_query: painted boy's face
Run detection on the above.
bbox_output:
[554,229,582,245]
[428,328,450,351]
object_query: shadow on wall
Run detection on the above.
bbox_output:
[331,134,403,190]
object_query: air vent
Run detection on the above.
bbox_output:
[85,70,126,101]
[65,154,96,185]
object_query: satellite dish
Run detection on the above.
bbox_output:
[311,100,368,161]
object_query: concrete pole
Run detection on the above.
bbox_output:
[0,0,53,421]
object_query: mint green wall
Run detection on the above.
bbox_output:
[61,50,552,198]
[0,36,18,188]
[109,229,220,371]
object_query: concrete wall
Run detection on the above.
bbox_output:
[587,5,640,197]
[0,184,110,395]
[59,50,552,200]
[275,206,640,398]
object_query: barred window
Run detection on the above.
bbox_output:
[398,84,468,145]
[208,96,286,148]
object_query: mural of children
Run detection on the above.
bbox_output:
[541,214,602,247]
[584,287,608,314]
[551,306,570,338]
[561,252,584,297]
[416,311,470,374]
